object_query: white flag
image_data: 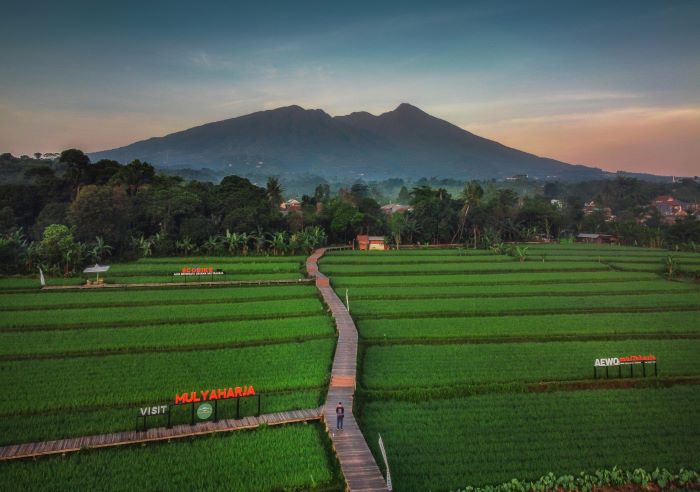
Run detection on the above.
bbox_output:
[39,268,46,287]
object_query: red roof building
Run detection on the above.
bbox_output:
[356,235,388,251]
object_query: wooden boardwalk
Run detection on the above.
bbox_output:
[0,407,321,461]
[308,248,389,492]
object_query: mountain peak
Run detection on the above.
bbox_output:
[393,102,424,114]
[90,103,606,181]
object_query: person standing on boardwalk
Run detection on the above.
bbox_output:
[336,402,344,430]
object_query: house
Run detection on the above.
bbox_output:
[279,199,302,214]
[380,203,413,215]
[356,235,388,251]
[576,233,618,244]
[550,199,564,209]
[651,195,688,223]
[583,201,615,221]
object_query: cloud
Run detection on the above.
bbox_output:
[464,105,700,176]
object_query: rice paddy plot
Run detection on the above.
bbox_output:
[350,291,700,318]
[358,311,700,341]
[330,271,660,287]
[344,279,695,300]
[0,297,325,330]
[361,339,700,390]
[0,316,335,358]
[320,255,513,265]
[0,284,317,310]
[107,261,302,276]
[322,261,609,276]
[0,338,335,416]
[359,386,700,491]
[0,422,340,492]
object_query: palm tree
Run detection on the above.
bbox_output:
[269,231,289,256]
[175,237,195,256]
[91,236,113,263]
[266,177,284,211]
[251,227,268,255]
[131,235,153,258]
[452,181,483,243]
[201,235,223,255]
[25,241,40,272]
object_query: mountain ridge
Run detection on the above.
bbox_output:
[90,103,623,181]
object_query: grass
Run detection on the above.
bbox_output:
[359,386,700,490]
[0,422,340,491]
[0,316,335,358]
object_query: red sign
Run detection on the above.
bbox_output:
[594,354,656,367]
[173,266,225,276]
[174,386,255,405]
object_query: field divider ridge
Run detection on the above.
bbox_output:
[0,407,323,462]
[308,247,389,492]
[41,278,313,290]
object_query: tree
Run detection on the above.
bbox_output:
[266,177,283,211]
[314,183,330,203]
[111,160,155,195]
[175,237,195,256]
[452,181,483,243]
[90,236,113,263]
[59,149,91,199]
[410,185,456,244]
[39,224,80,274]
[269,231,288,255]
[69,185,131,250]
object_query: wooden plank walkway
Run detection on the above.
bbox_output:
[43,278,312,290]
[0,407,322,462]
[308,247,389,492]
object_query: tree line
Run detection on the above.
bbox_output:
[1,149,699,275]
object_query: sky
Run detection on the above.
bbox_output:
[1,0,698,176]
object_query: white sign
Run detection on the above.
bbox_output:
[139,404,169,416]
[594,357,620,367]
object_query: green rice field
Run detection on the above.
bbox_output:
[0,423,341,491]
[321,244,700,490]
[0,261,337,452]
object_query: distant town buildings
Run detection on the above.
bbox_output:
[279,199,301,215]
[576,233,618,244]
[505,174,528,182]
[550,199,564,209]
[582,201,615,221]
[651,195,688,222]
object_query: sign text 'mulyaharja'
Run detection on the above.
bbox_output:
[175,386,255,405]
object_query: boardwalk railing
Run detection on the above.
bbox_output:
[0,407,322,462]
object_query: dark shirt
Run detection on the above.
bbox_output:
[336,405,345,416]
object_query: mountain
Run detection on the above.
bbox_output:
[90,103,610,181]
